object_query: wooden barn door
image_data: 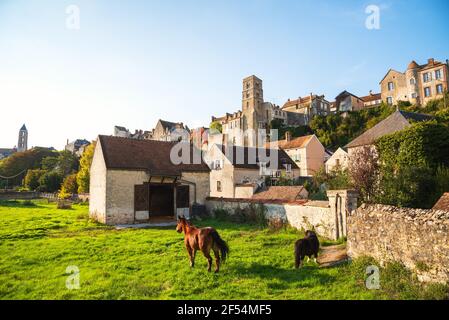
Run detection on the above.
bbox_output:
[134,183,149,220]
[149,184,174,216]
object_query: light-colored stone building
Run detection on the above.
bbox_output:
[207,144,299,199]
[89,135,210,225]
[325,147,349,173]
[281,93,331,120]
[151,119,190,142]
[266,133,325,177]
[380,58,449,106]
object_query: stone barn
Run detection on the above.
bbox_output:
[89,135,210,225]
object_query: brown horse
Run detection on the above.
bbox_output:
[176,217,229,273]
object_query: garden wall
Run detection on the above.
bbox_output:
[347,204,449,283]
[205,197,338,239]
[0,191,40,200]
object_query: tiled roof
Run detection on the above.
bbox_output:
[282,96,312,109]
[433,193,449,211]
[252,186,307,201]
[217,144,298,170]
[98,135,210,175]
[266,134,314,150]
[360,93,381,102]
[345,110,433,148]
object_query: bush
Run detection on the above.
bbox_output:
[24,169,46,190]
[39,171,63,193]
[57,200,72,210]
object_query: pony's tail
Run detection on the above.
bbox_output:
[211,230,229,262]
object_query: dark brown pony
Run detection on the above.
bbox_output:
[176,217,229,272]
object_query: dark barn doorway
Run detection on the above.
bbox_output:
[149,184,174,217]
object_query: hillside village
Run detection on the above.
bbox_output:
[1,57,449,286]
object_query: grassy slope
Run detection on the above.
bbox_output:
[0,201,443,300]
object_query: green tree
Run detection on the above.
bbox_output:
[76,141,96,193]
[38,171,63,193]
[59,173,78,199]
[24,169,47,190]
[209,121,222,134]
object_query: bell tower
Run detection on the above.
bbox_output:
[241,75,264,147]
[18,124,28,152]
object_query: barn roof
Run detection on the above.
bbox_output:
[98,135,210,176]
[345,110,433,148]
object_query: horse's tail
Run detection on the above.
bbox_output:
[211,230,229,262]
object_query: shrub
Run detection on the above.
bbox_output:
[38,171,63,193]
[57,200,72,210]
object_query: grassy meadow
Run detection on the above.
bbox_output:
[0,200,447,300]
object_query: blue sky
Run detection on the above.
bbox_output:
[1,0,448,150]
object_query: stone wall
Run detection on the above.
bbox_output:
[347,204,449,283]
[0,191,40,201]
[205,198,338,240]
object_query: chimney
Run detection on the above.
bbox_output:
[369,90,373,95]
[285,131,292,142]
[428,58,435,65]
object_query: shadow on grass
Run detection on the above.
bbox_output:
[0,200,44,208]
[233,263,336,289]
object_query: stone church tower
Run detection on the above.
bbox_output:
[17,124,28,152]
[241,75,266,147]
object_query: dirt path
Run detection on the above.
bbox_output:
[317,244,348,267]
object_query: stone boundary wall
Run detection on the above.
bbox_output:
[205,198,338,239]
[0,191,40,201]
[347,204,449,283]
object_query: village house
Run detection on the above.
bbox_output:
[0,148,15,160]
[151,119,190,142]
[360,91,382,108]
[281,93,331,120]
[207,144,299,199]
[331,91,382,113]
[325,147,349,173]
[380,58,449,106]
[345,109,433,159]
[113,125,152,140]
[65,139,90,157]
[266,133,325,177]
[89,135,210,225]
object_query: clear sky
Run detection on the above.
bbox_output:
[1,0,448,150]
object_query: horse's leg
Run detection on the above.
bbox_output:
[186,244,194,268]
[213,248,220,273]
[191,249,197,268]
[202,249,213,272]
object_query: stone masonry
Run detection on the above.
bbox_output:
[347,204,449,283]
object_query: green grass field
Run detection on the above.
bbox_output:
[0,200,447,300]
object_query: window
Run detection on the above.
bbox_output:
[285,164,292,173]
[410,78,416,85]
[436,84,444,94]
[386,97,393,105]
[216,181,222,192]
[435,69,442,80]
[423,72,431,82]
[336,159,341,167]
[424,87,431,97]
[387,82,394,91]
[411,92,417,99]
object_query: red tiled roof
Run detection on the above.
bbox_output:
[252,186,307,201]
[433,193,449,211]
[282,96,312,109]
[266,135,314,150]
[98,135,210,176]
[360,93,381,103]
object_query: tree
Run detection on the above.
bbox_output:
[55,150,79,176]
[38,171,63,193]
[349,146,379,203]
[59,173,78,199]
[0,147,57,187]
[24,169,46,190]
[76,141,96,193]
[209,121,222,134]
